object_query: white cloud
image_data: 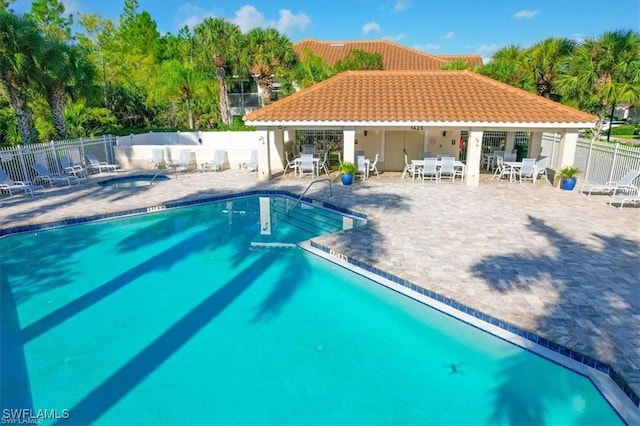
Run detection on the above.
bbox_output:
[394,1,410,12]
[382,33,407,42]
[444,31,454,39]
[177,4,217,29]
[230,5,309,35]
[413,44,440,52]
[513,9,539,19]
[362,22,381,35]
[276,9,311,34]
[477,43,499,63]
[232,5,267,32]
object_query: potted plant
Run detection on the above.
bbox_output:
[559,166,580,190]
[338,162,358,185]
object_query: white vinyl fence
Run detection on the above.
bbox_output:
[540,132,640,184]
[0,135,116,184]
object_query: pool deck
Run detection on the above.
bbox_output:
[1,168,639,407]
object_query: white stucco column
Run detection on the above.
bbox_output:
[557,130,579,169]
[257,129,271,181]
[343,129,356,163]
[529,132,543,158]
[465,129,483,186]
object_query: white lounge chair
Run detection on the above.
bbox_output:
[85,152,119,173]
[609,187,640,208]
[246,150,258,172]
[0,168,43,197]
[581,170,640,196]
[31,163,77,187]
[202,150,228,172]
[60,155,87,178]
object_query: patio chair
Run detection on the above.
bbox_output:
[202,150,228,172]
[420,157,439,182]
[439,157,456,181]
[60,155,87,178]
[283,151,298,176]
[581,169,640,196]
[85,152,119,173]
[516,158,536,183]
[318,151,330,176]
[0,167,43,197]
[356,155,368,180]
[402,153,419,180]
[368,153,380,178]
[534,157,548,182]
[298,154,316,178]
[493,156,513,181]
[31,163,77,187]
[246,150,259,172]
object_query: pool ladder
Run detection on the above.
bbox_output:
[287,178,333,217]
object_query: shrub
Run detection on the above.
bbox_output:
[610,125,635,136]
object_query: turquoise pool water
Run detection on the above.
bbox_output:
[0,196,623,424]
[98,174,170,188]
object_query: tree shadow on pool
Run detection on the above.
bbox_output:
[55,253,276,425]
[470,214,638,423]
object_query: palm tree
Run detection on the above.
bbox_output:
[39,41,97,139]
[291,48,334,89]
[0,10,43,144]
[194,18,242,125]
[523,37,576,99]
[242,27,297,107]
[555,29,640,138]
[477,45,533,91]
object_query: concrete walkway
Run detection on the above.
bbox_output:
[1,169,639,404]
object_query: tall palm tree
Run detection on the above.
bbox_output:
[556,29,640,137]
[194,18,242,125]
[523,37,576,99]
[243,27,297,107]
[40,41,97,139]
[0,10,43,144]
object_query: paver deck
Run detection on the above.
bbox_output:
[1,169,639,406]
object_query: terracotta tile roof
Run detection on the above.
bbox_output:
[244,70,597,125]
[294,39,470,70]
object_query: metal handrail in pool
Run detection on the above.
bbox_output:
[287,178,333,217]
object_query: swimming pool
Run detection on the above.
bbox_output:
[0,196,627,424]
[98,174,170,188]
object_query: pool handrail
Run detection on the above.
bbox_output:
[287,178,333,217]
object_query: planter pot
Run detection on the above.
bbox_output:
[560,177,577,191]
[341,173,354,185]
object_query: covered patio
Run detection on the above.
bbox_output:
[244,70,597,185]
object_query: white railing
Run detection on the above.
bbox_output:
[0,135,116,183]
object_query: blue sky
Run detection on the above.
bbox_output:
[10,0,640,61]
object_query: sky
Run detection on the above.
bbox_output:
[10,0,640,61]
